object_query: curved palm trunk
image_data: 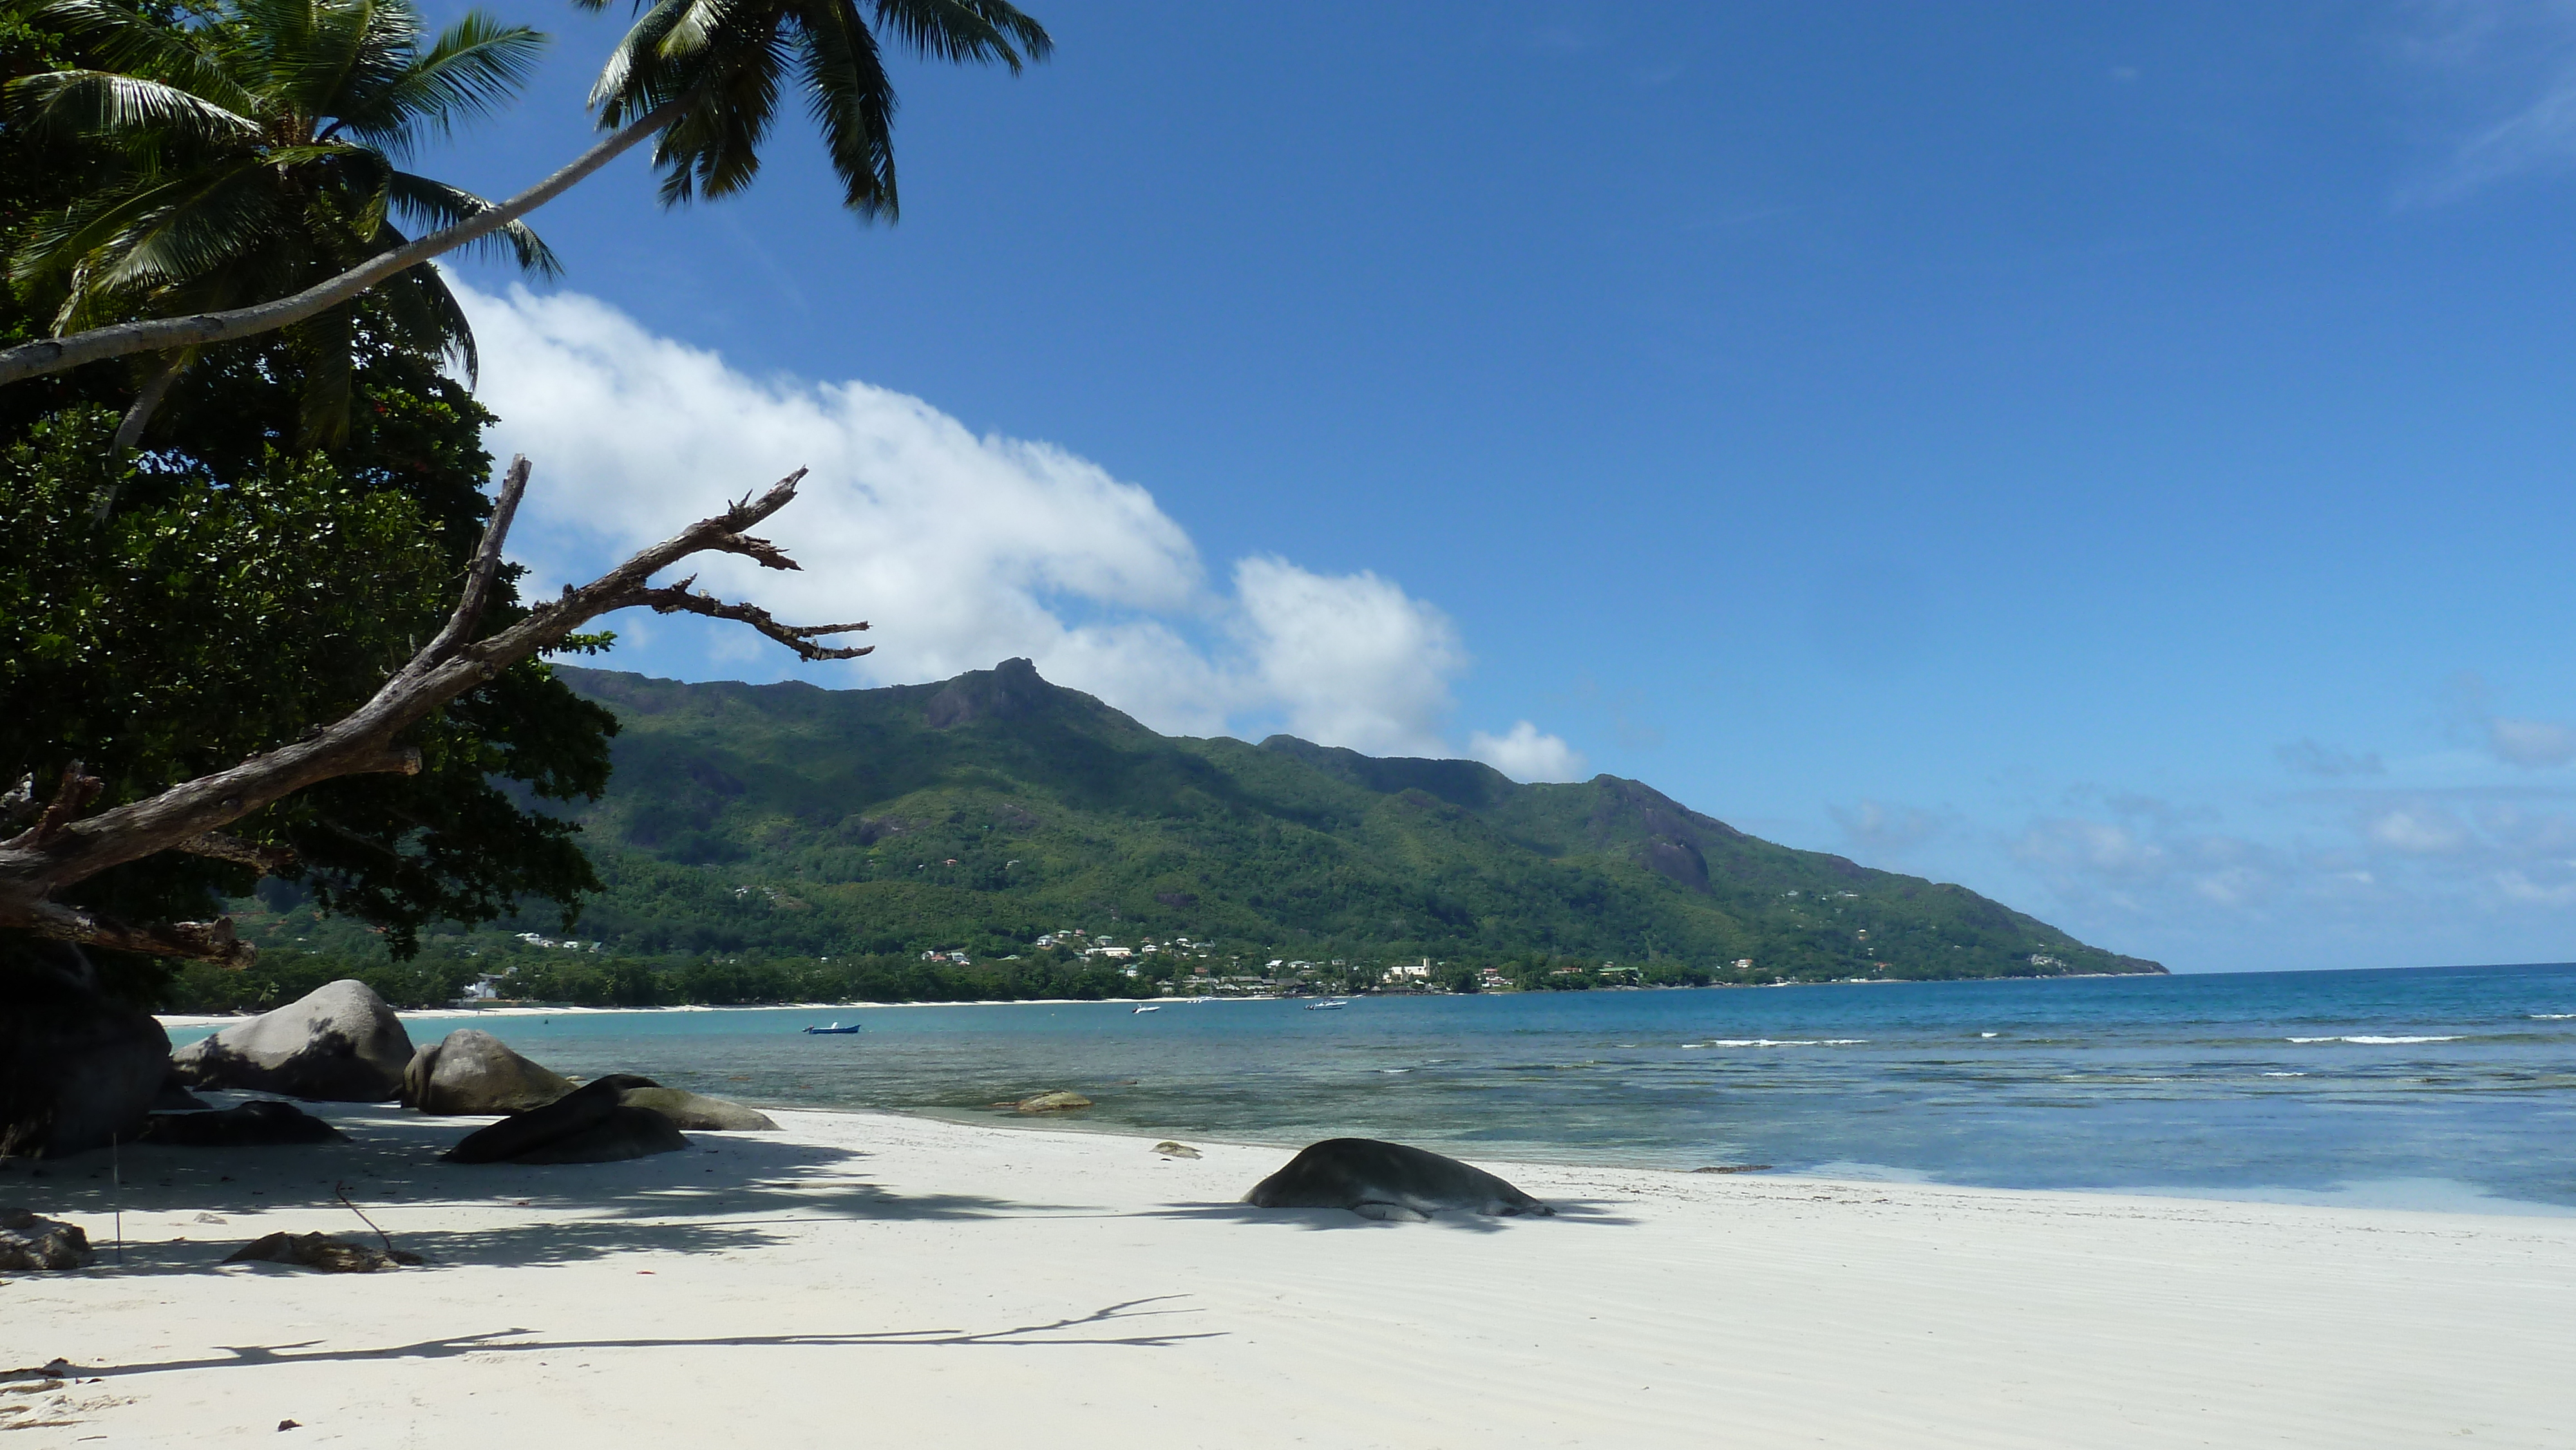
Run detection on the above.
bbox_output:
[0,98,688,390]
[109,352,184,454]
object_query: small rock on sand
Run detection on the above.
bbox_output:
[1153,1141,1202,1158]
[0,1212,91,1271]
[139,1100,344,1147]
[223,1232,421,1272]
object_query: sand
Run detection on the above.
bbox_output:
[3,1100,2570,1448]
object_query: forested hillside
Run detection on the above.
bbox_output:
[224,659,2160,1000]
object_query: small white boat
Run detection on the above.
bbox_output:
[1133,1004,1162,1013]
[1306,999,1348,1011]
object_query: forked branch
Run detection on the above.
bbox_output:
[0,457,869,963]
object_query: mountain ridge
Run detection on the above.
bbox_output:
[507,658,2162,984]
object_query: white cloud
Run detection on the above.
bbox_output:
[455,281,1558,762]
[1468,721,1589,782]
[2487,715,2576,766]
[2399,0,2576,200]
[2366,806,2472,853]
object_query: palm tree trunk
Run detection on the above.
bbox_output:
[91,352,187,522]
[0,97,690,390]
[111,352,184,454]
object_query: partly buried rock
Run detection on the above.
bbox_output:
[169,980,412,1102]
[0,942,170,1156]
[137,1100,345,1147]
[616,1086,775,1131]
[443,1076,687,1165]
[1012,1090,1092,1114]
[1244,1138,1553,1223]
[223,1231,421,1272]
[402,1029,575,1115]
[0,1211,92,1270]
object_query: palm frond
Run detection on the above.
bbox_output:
[366,13,546,149]
[589,0,692,120]
[289,304,357,447]
[24,0,264,113]
[867,0,1049,70]
[370,245,480,382]
[5,70,261,146]
[793,0,897,218]
[384,172,561,276]
[94,159,297,293]
[651,23,787,205]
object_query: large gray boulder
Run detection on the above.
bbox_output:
[616,1086,776,1131]
[402,1028,575,1115]
[170,980,412,1102]
[443,1075,687,1164]
[0,943,168,1156]
[1244,1138,1553,1222]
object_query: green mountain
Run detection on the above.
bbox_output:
[433,658,2157,987]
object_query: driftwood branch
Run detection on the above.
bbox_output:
[0,456,866,964]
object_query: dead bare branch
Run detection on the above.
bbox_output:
[178,833,298,872]
[0,774,34,829]
[15,898,254,968]
[0,458,866,966]
[632,578,872,661]
[1,762,101,851]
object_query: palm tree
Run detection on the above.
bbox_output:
[0,0,1050,388]
[8,0,558,449]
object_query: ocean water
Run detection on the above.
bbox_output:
[173,962,2576,1213]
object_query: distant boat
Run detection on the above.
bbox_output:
[802,1022,862,1035]
[1133,1004,1162,1013]
[1306,1000,1349,1011]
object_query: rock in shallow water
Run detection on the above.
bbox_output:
[170,980,412,1102]
[1243,1138,1553,1221]
[402,1028,576,1115]
[1012,1091,1093,1113]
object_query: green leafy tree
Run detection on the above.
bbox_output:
[0,0,1050,386]
[8,0,558,451]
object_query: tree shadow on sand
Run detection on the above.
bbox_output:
[0,1095,1095,1272]
[1137,1198,1642,1234]
[30,1296,1223,1384]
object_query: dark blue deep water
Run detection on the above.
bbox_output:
[172,963,2576,1212]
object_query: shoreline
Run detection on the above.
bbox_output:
[6,1099,2570,1447]
[149,970,2172,1028]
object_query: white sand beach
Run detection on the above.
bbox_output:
[5,1104,2571,1448]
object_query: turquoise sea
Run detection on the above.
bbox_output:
[171,962,2576,1213]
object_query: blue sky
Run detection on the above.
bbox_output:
[416,2,2576,972]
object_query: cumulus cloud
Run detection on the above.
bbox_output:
[2486,716,2576,767]
[1468,722,1589,782]
[455,281,1564,761]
